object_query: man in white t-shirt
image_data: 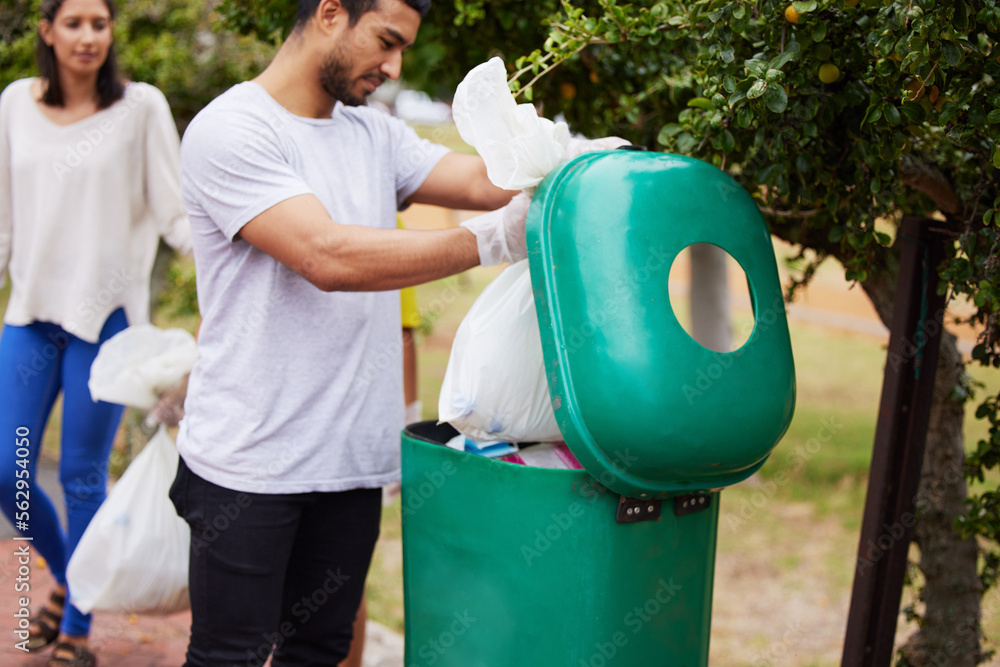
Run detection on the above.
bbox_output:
[171,0,536,664]
[172,0,622,664]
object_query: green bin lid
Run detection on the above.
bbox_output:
[526,150,796,498]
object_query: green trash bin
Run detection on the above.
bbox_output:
[401,150,796,666]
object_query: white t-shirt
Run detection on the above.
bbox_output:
[0,79,192,342]
[177,82,449,494]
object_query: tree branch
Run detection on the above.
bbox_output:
[898,157,961,216]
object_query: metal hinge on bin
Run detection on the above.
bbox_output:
[673,493,712,517]
[616,496,662,523]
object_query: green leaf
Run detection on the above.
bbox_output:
[770,50,797,71]
[729,89,747,107]
[723,75,736,93]
[792,1,817,12]
[676,132,698,154]
[988,110,1000,124]
[941,41,962,66]
[720,129,736,153]
[737,105,753,128]
[883,104,901,125]
[732,5,746,20]
[763,83,788,113]
[747,79,767,100]
[812,22,827,42]
[658,123,684,139]
[745,59,767,78]
[688,97,714,110]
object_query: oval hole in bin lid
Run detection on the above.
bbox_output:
[667,243,755,353]
[526,151,796,498]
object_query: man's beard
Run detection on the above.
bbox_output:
[320,47,366,107]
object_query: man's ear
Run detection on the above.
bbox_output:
[315,0,347,34]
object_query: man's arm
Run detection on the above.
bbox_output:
[237,193,480,292]
[407,152,515,211]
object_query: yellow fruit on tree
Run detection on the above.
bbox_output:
[784,5,800,23]
[818,63,840,84]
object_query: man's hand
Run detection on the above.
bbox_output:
[459,191,532,267]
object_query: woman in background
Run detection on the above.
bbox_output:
[0,0,191,665]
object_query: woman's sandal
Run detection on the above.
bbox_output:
[26,590,65,651]
[48,642,97,667]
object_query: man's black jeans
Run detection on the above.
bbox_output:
[170,457,381,666]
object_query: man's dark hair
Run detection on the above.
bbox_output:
[37,0,124,109]
[295,0,431,29]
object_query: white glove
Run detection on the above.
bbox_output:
[565,135,631,160]
[460,191,532,267]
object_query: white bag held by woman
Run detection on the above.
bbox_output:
[438,260,561,443]
[68,324,197,614]
[66,425,190,615]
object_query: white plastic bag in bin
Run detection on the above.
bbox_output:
[452,57,570,192]
[439,260,561,443]
[69,324,198,614]
[88,324,198,409]
[66,425,190,615]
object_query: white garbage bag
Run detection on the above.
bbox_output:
[439,261,561,443]
[88,324,198,409]
[67,425,190,615]
[452,57,570,191]
[69,324,198,614]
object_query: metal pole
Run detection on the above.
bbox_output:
[841,217,949,667]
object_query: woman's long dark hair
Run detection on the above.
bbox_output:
[37,0,124,108]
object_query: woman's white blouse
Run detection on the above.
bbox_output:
[0,78,191,342]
